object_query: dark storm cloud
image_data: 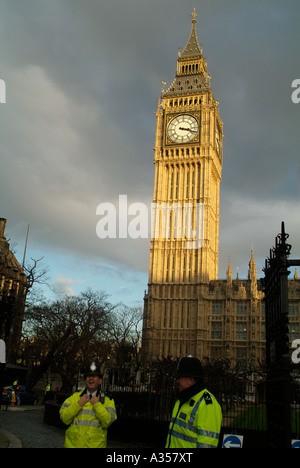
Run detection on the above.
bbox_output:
[1,0,300,298]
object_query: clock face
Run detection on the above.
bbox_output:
[167,114,199,144]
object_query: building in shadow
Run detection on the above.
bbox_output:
[0,218,28,363]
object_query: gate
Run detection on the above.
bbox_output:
[263,222,300,447]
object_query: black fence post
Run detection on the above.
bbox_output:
[263,222,295,448]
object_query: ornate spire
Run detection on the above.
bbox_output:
[180,8,202,59]
[248,247,257,281]
[192,7,197,23]
[226,258,232,285]
[162,9,208,98]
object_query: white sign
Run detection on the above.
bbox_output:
[291,439,300,448]
[222,434,244,448]
[0,340,6,363]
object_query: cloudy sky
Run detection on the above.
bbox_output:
[1,0,300,306]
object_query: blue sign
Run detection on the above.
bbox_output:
[291,440,300,448]
[222,434,243,448]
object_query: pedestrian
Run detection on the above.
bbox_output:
[12,379,18,390]
[60,362,117,448]
[166,356,222,448]
[43,383,51,404]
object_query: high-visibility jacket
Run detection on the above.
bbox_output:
[166,388,222,448]
[60,391,117,448]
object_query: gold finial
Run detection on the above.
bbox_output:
[191,7,197,23]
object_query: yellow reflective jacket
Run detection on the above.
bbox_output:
[60,391,117,448]
[166,387,222,449]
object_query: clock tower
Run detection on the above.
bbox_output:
[142,10,223,358]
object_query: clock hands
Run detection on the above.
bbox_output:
[178,126,197,133]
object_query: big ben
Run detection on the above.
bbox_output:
[142,10,224,359]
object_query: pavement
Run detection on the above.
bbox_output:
[0,405,42,448]
[0,404,150,448]
[0,427,22,448]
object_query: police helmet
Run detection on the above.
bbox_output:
[83,362,103,379]
[176,356,203,379]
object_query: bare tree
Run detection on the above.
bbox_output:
[21,289,115,391]
[106,305,143,387]
[23,256,50,294]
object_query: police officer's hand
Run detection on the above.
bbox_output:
[78,393,89,406]
[90,395,100,405]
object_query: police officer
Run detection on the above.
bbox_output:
[166,356,222,448]
[42,383,51,404]
[60,362,117,448]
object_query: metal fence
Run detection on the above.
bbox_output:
[106,377,300,436]
[46,374,300,448]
